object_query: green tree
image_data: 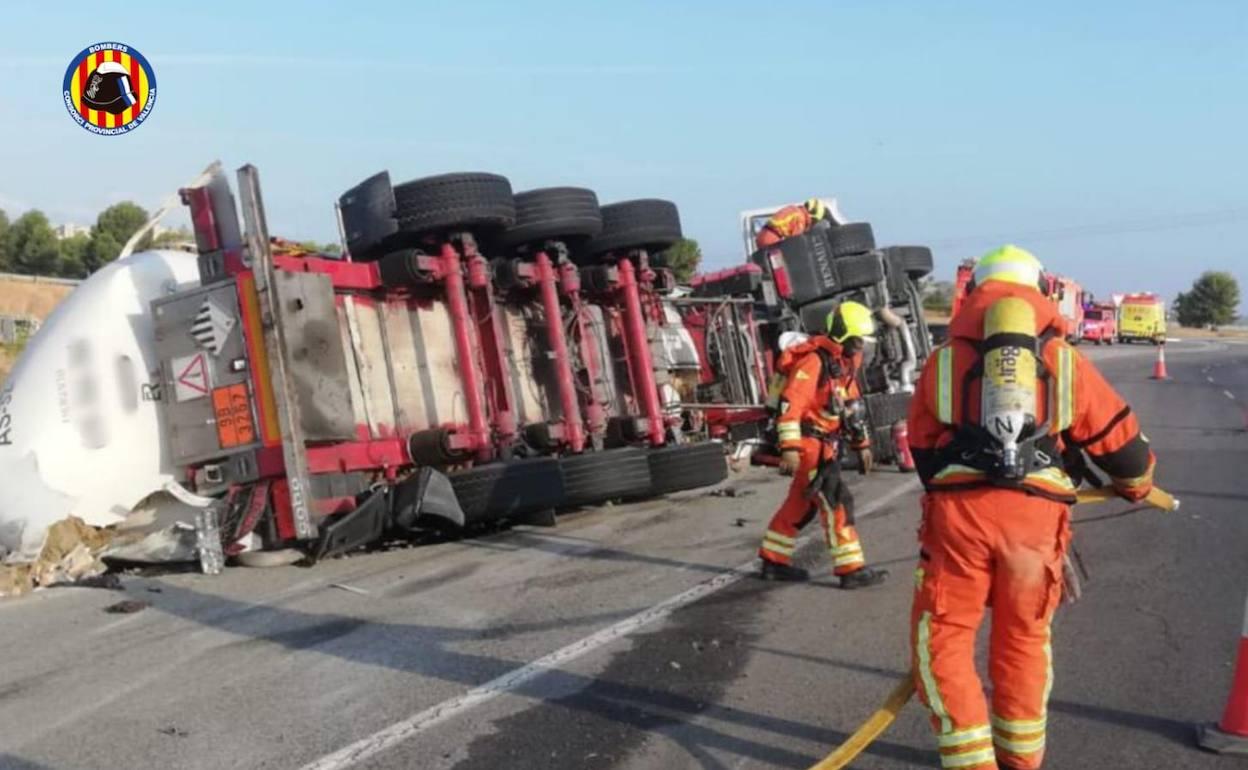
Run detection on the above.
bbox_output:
[4,210,61,275]
[85,201,150,272]
[295,240,343,256]
[1175,271,1240,328]
[921,278,955,314]
[663,238,702,283]
[58,233,92,278]
[0,209,9,271]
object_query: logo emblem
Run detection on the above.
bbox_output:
[62,42,156,134]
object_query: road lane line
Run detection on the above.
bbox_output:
[300,479,921,770]
[1208,376,1216,383]
[1227,390,1237,401]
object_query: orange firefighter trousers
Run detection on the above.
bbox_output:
[759,437,866,575]
[911,487,1071,770]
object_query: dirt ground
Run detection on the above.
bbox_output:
[0,277,74,320]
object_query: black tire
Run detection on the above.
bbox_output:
[886,246,934,280]
[559,447,653,508]
[836,252,886,291]
[448,457,565,525]
[589,199,683,256]
[338,171,399,261]
[826,223,876,257]
[797,297,835,335]
[393,172,516,235]
[647,442,727,496]
[501,187,603,248]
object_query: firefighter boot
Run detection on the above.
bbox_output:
[759,560,810,582]
[839,566,888,589]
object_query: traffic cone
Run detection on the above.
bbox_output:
[1198,594,1248,753]
[1151,345,1169,380]
[892,421,915,473]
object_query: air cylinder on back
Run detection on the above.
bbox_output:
[981,297,1038,479]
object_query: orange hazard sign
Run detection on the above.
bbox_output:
[212,383,256,449]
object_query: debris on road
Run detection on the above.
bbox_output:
[103,599,150,614]
[0,516,114,598]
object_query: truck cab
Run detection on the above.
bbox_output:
[1117,293,1167,345]
[1080,303,1118,345]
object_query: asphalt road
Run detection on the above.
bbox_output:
[1,338,1246,770]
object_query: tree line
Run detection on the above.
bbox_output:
[0,202,182,278]
[0,203,344,280]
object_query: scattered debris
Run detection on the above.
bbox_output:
[692,640,705,653]
[104,599,150,614]
[733,517,750,527]
[157,726,189,738]
[670,661,682,670]
[0,517,115,598]
[71,573,124,591]
[146,586,163,593]
[329,583,371,596]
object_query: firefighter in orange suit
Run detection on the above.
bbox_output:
[907,245,1156,770]
[755,198,833,248]
[757,301,889,589]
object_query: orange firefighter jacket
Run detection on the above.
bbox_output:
[757,205,815,247]
[908,282,1155,502]
[775,337,869,451]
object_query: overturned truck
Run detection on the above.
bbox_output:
[154,165,759,564]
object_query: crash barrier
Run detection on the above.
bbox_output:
[1198,587,1248,754]
[808,486,1180,770]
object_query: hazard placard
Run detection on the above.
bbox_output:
[171,353,212,402]
[212,384,256,449]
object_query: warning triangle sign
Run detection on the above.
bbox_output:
[173,353,211,401]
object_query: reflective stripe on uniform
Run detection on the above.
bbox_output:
[763,530,796,546]
[937,724,992,748]
[762,534,795,557]
[936,346,954,424]
[917,611,953,734]
[1054,344,1075,430]
[933,464,985,482]
[993,732,1046,754]
[941,747,996,768]
[777,421,801,442]
[991,714,1047,734]
[834,552,866,568]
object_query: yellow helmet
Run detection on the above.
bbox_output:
[973,245,1044,288]
[803,198,828,221]
[827,300,875,343]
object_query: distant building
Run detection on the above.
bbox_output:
[54,223,90,240]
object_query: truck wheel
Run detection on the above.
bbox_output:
[394,172,516,235]
[338,171,399,261]
[501,187,603,248]
[826,223,876,257]
[236,549,305,568]
[589,199,683,257]
[559,447,653,508]
[836,252,887,291]
[647,442,727,496]
[885,245,934,280]
[449,457,565,525]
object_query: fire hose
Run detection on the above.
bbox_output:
[807,485,1180,770]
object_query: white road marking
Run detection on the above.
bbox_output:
[1208,377,1216,383]
[299,480,922,770]
[1226,390,1237,401]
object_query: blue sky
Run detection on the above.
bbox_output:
[1,0,1244,306]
